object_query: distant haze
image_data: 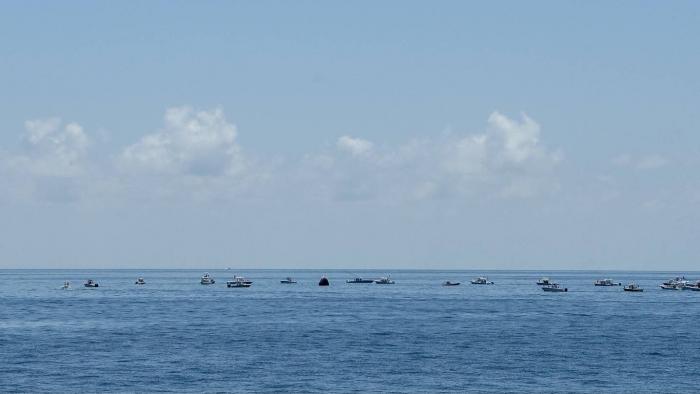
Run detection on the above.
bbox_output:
[0,1,698,270]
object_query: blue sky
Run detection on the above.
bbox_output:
[1,1,699,269]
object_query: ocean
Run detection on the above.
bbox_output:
[1,269,699,392]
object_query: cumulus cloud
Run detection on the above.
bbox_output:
[120,106,245,176]
[14,118,89,176]
[2,108,561,204]
[0,117,92,202]
[337,136,373,156]
[302,111,562,202]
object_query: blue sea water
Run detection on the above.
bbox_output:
[1,269,699,392]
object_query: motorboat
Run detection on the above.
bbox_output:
[84,279,99,288]
[280,277,297,284]
[60,281,71,290]
[660,283,681,290]
[232,275,252,285]
[471,277,494,285]
[319,276,330,286]
[200,273,215,285]
[135,277,146,285]
[682,281,700,291]
[227,277,252,288]
[374,277,395,284]
[662,276,688,287]
[442,281,460,286]
[346,277,374,284]
[542,283,567,292]
[623,283,643,292]
[537,277,553,286]
[594,278,621,286]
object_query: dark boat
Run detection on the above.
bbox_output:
[346,277,374,284]
[84,279,99,288]
[623,283,643,292]
[442,281,460,286]
[319,276,330,286]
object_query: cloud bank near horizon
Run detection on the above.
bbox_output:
[0,106,566,205]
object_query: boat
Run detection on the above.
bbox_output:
[319,276,330,286]
[84,279,99,288]
[60,281,71,290]
[200,273,215,285]
[471,277,494,285]
[542,283,567,292]
[442,281,460,286]
[227,277,252,288]
[346,277,374,284]
[135,277,146,285]
[660,283,682,290]
[232,275,252,285]
[682,281,700,291]
[280,277,297,284]
[623,283,643,292]
[536,277,553,285]
[594,278,621,286]
[374,277,395,284]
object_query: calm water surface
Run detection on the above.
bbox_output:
[1,270,699,392]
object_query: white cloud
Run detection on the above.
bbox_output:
[337,135,373,156]
[3,117,90,177]
[301,111,562,202]
[120,106,244,176]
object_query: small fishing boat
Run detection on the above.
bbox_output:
[542,283,567,292]
[232,275,252,285]
[442,281,460,286]
[623,283,643,292]
[227,277,252,288]
[471,277,494,285]
[135,277,146,285]
[594,278,621,286]
[537,277,553,286]
[84,279,99,288]
[319,276,330,286]
[280,277,297,284]
[60,281,71,290]
[374,277,395,284]
[346,277,374,284]
[200,273,215,285]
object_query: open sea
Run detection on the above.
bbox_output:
[1,269,699,392]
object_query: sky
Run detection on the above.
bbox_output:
[1,1,699,269]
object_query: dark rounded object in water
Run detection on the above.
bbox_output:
[319,276,329,286]
[564,288,567,292]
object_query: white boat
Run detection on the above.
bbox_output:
[280,277,297,284]
[84,279,99,288]
[536,277,553,286]
[135,277,146,285]
[682,281,700,291]
[374,277,395,284]
[542,283,567,292]
[623,283,643,292]
[442,281,460,286]
[227,277,252,288]
[660,283,681,290]
[60,281,71,290]
[594,278,621,286]
[200,273,215,285]
[471,277,494,285]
